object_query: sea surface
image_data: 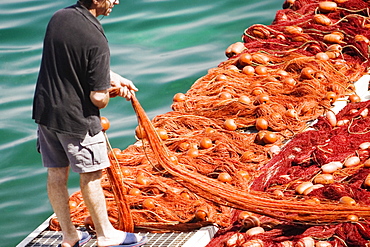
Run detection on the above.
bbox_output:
[0,1,282,246]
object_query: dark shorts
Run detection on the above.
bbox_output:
[37,124,110,173]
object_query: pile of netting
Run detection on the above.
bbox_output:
[48,0,370,246]
[207,101,370,247]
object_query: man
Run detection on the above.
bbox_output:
[32,0,147,246]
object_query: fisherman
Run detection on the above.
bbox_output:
[32,0,147,246]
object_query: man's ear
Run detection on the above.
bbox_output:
[90,0,100,6]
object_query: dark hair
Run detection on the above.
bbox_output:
[79,0,93,8]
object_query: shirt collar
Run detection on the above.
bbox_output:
[73,1,107,39]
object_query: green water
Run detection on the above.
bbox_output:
[0,1,282,246]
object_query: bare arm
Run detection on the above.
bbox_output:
[90,89,110,109]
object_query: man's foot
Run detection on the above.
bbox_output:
[98,231,148,247]
[58,230,92,247]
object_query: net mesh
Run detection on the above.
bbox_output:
[49,0,370,246]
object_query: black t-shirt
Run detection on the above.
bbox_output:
[32,2,110,138]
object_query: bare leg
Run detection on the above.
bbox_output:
[80,170,123,246]
[80,170,116,234]
[47,167,79,247]
[80,170,145,246]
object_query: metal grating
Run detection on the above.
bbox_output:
[17,215,217,247]
[23,231,195,247]
[23,230,96,247]
[144,232,195,247]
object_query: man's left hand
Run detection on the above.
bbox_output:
[109,71,138,100]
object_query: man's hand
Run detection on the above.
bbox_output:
[109,70,138,100]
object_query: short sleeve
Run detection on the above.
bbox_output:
[87,49,111,91]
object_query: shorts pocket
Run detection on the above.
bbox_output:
[80,132,108,166]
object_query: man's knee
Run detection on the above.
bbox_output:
[48,167,69,184]
[80,169,103,185]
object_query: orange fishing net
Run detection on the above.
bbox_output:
[49,0,370,246]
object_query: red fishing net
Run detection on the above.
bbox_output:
[49,0,370,246]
